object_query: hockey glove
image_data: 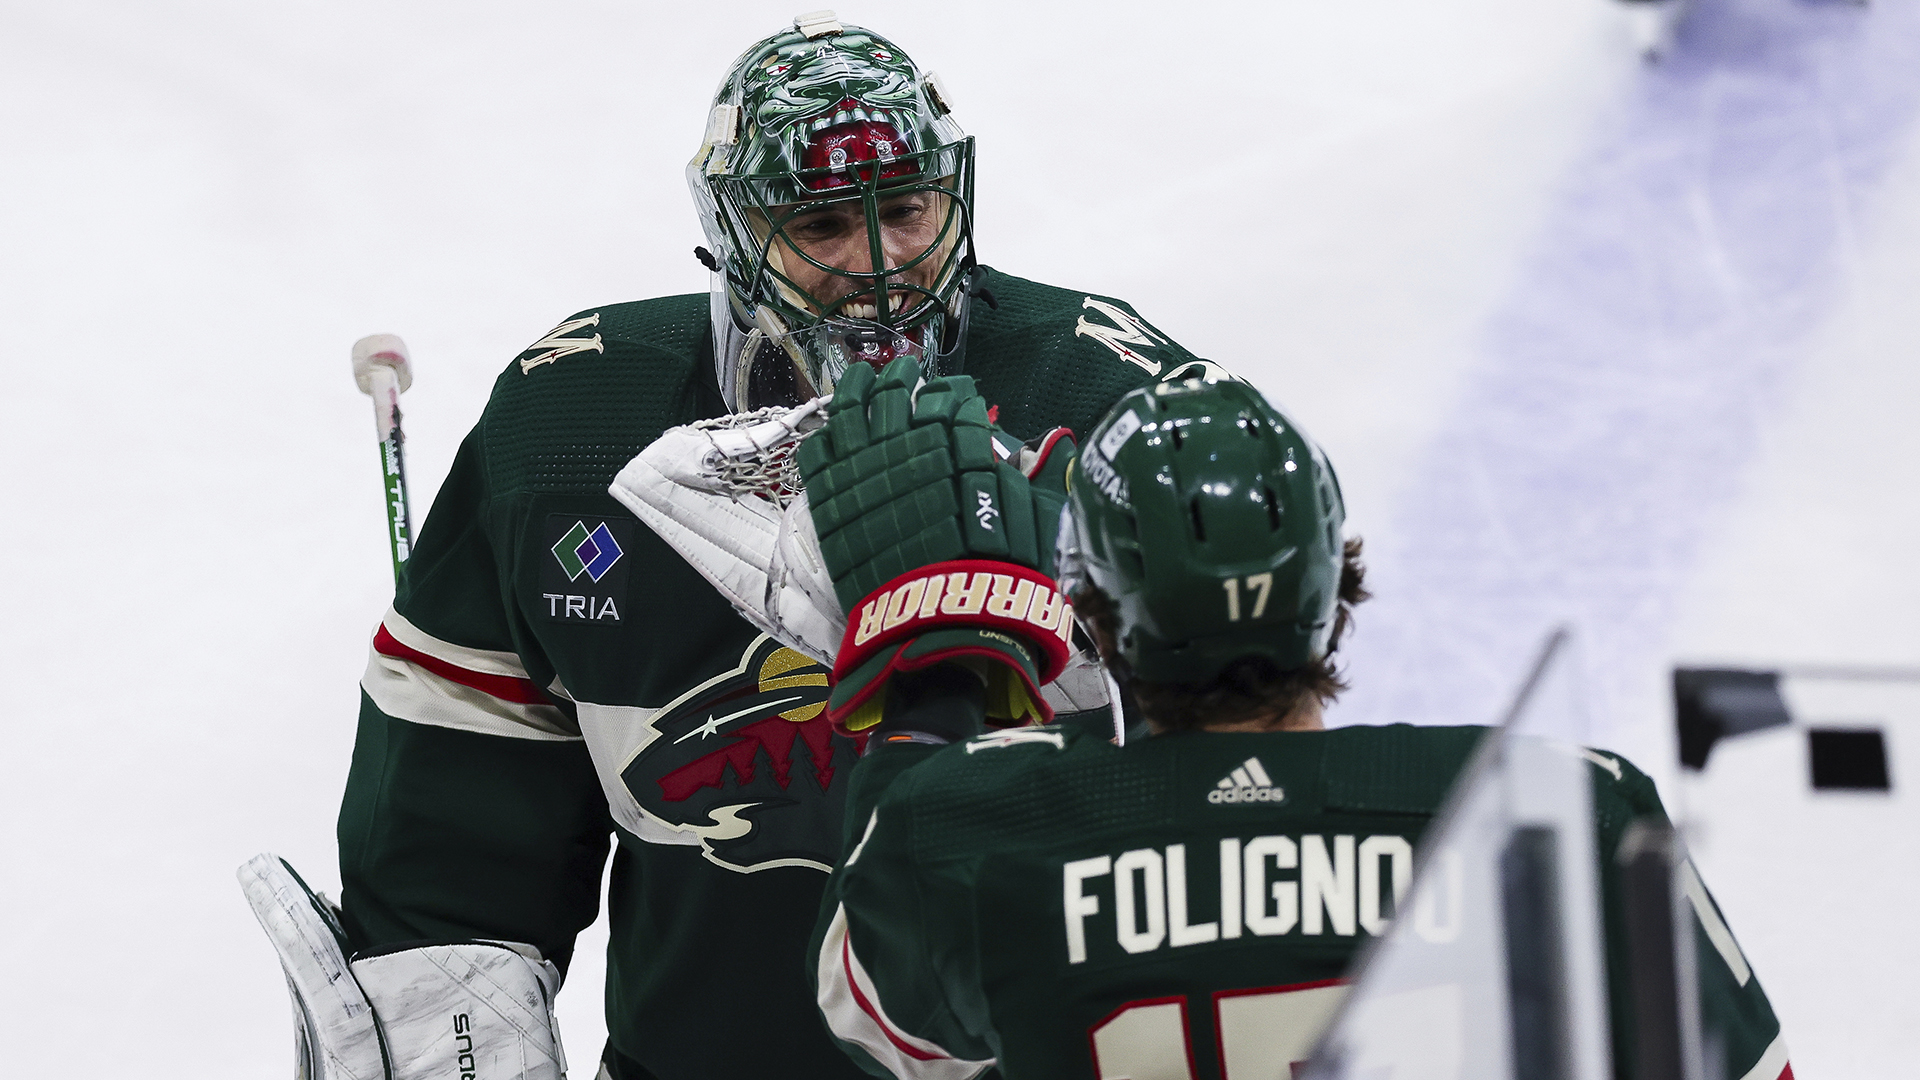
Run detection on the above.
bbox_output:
[610,397,843,666]
[237,853,567,1080]
[797,357,1078,734]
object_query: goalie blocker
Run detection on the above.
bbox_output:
[237,854,567,1080]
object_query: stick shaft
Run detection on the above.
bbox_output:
[367,366,413,584]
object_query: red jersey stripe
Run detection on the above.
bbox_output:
[842,935,943,1062]
[373,625,548,706]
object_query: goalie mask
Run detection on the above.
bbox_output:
[689,12,977,410]
[1057,377,1348,685]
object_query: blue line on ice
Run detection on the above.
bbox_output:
[1335,0,1920,759]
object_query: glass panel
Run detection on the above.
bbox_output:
[1302,630,1612,1080]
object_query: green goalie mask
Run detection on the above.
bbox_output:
[1057,377,1348,685]
[689,12,978,410]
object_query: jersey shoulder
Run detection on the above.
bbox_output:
[1320,724,1489,815]
[1579,746,1668,852]
[964,267,1203,441]
[479,294,721,497]
[884,725,1140,860]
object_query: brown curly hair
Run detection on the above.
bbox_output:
[1075,538,1371,733]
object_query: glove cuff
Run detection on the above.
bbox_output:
[833,560,1075,686]
[829,631,1053,734]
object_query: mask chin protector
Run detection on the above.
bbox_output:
[736,315,937,410]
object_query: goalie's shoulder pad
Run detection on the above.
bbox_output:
[972,273,1192,369]
[503,294,709,382]
[961,270,1191,441]
[483,293,718,498]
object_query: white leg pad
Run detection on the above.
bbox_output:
[238,853,387,1079]
[352,941,566,1080]
[239,853,569,1079]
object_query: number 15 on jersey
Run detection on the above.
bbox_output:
[1090,980,1347,1080]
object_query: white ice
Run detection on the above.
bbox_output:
[2,0,1914,1075]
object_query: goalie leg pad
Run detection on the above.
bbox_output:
[239,853,567,1080]
[351,941,565,1080]
[239,853,388,1080]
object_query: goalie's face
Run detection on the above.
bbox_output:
[693,21,977,409]
[765,186,961,324]
[764,176,967,326]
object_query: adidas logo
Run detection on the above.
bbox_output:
[1208,757,1285,805]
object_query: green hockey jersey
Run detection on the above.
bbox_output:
[334,269,1197,1080]
[813,724,1790,1080]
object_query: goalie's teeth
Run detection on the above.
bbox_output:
[840,293,911,321]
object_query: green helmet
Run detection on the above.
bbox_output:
[689,12,977,410]
[1057,377,1347,684]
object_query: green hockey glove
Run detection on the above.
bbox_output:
[798,357,1078,735]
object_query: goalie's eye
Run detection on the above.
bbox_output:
[786,210,854,243]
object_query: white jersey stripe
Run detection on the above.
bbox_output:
[1734,1032,1790,1080]
[1679,859,1752,987]
[816,904,994,1080]
[362,649,577,741]
[380,607,532,679]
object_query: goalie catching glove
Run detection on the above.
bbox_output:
[796,357,1078,733]
[610,397,843,666]
[236,853,567,1080]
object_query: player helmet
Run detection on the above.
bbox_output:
[1057,377,1347,685]
[689,12,977,410]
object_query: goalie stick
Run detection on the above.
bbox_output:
[352,334,414,585]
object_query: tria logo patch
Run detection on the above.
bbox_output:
[552,520,623,582]
[1210,756,1285,804]
[539,515,632,627]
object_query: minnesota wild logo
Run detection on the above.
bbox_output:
[622,635,857,873]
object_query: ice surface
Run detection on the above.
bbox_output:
[2,0,1916,1076]
[1335,0,1920,776]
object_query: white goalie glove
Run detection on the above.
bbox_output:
[610,398,844,666]
[609,398,1115,723]
[237,854,568,1080]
